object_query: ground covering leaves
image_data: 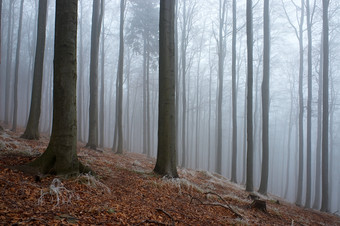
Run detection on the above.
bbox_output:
[0,123,339,225]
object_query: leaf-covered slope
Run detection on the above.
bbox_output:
[0,124,339,225]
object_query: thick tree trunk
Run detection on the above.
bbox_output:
[246,0,254,192]
[258,0,270,195]
[22,0,48,139]
[12,0,24,132]
[30,0,89,176]
[154,0,178,178]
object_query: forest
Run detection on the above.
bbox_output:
[0,0,340,224]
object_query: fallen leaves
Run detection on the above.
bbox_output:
[0,123,340,225]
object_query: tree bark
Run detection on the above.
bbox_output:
[29,0,89,176]
[87,0,103,150]
[231,0,237,183]
[12,0,24,132]
[305,0,312,208]
[154,0,178,178]
[22,0,48,139]
[246,0,254,192]
[320,0,329,212]
[116,0,125,154]
[258,0,270,195]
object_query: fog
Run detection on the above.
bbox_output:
[0,0,339,214]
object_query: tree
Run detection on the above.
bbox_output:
[115,0,126,154]
[231,0,237,183]
[258,0,270,195]
[245,0,254,192]
[0,0,2,64]
[11,0,24,132]
[29,0,89,175]
[154,0,178,178]
[216,0,227,174]
[87,0,103,150]
[22,0,48,139]
[320,0,329,212]
[305,0,313,208]
[282,0,305,206]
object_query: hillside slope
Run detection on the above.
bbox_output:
[0,123,339,225]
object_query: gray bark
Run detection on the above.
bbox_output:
[22,0,48,139]
[154,0,178,178]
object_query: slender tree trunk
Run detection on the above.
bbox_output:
[0,0,2,65]
[258,0,270,195]
[22,0,48,139]
[154,0,178,178]
[116,0,125,154]
[5,1,14,124]
[12,0,24,132]
[99,3,105,148]
[181,0,187,167]
[77,0,84,141]
[320,0,329,212]
[231,0,237,183]
[146,41,151,156]
[313,38,323,210]
[142,38,147,155]
[305,0,312,208]
[216,0,226,174]
[296,0,305,206]
[245,0,254,192]
[87,0,103,149]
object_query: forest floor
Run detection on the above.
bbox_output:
[0,123,339,225]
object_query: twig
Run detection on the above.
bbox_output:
[204,191,226,203]
[135,219,169,226]
[156,208,175,226]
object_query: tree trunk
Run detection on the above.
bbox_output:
[305,0,312,208]
[231,0,237,183]
[296,0,305,207]
[87,0,103,150]
[99,3,105,148]
[77,0,84,142]
[181,0,187,167]
[116,0,125,154]
[258,0,270,195]
[29,0,89,176]
[11,0,24,132]
[246,0,254,192]
[216,0,226,174]
[22,0,48,139]
[154,0,178,178]
[5,1,14,124]
[320,0,329,212]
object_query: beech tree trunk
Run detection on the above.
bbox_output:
[22,0,48,139]
[154,0,178,178]
[246,0,254,192]
[258,0,270,195]
[12,0,24,132]
[30,0,89,175]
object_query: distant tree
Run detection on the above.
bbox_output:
[321,0,329,212]
[99,0,105,148]
[115,0,126,154]
[305,0,313,208]
[4,1,14,124]
[22,0,48,139]
[87,0,104,150]
[216,0,227,174]
[282,0,305,206]
[258,0,270,195]
[245,0,254,192]
[154,0,178,178]
[126,0,158,157]
[29,0,89,175]
[0,0,2,64]
[12,0,24,132]
[231,0,237,183]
